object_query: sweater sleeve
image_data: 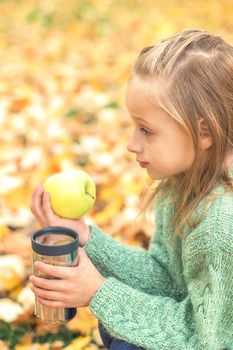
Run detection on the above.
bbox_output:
[89,196,233,350]
[90,278,198,350]
[84,205,174,297]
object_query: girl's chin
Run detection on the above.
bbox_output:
[146,170,160,180]
[147,169,168,181]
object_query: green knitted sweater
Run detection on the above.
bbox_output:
[84,173,233,350]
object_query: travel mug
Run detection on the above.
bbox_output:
[31,226,79,324]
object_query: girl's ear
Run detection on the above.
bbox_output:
[197,117,213,149]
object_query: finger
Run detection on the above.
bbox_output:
[42,234,69,246]
[36,296,65,308]
[42,191,56,222]
[33,261,72,280]
[77,247,84,262]
[30,185,47,226]
[30,275,66,291]
[78,247,85,255]
[78,217,85,225]
[30,184,43,215]
[77,247,89,264]
[31,284,65,302]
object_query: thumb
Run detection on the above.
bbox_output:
[77,247,88,264]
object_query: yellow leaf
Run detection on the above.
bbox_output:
[0,341,10,350]
[63,336,92,350]
[67,308,98,335]
[0,255,25,292]
[4,185,31,210]
[94,199,123,225]
[15,345,49,350]
[84,346,99,350]
[0,298,24,323]
[0,223,11,243]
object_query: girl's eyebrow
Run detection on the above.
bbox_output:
[131,115,147,122]
[131,115,155,128]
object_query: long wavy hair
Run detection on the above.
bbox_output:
[132,29,233,237]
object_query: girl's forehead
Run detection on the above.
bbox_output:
[126,79,177,129]
[127,75,168,101]
[126,76,165,111]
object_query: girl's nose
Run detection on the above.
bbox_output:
[127,131,142,154]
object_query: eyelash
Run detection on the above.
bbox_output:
[140,127,152,136]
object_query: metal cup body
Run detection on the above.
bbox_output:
[31,226,79,324]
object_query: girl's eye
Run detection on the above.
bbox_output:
[140,127,152,136]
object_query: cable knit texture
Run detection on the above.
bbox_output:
[84,171,233,350]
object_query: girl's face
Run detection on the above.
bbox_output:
[126,77,195,180]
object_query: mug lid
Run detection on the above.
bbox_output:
[31,226,79,256]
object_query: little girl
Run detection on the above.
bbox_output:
[30,29,233,350]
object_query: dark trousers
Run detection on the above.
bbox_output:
[98,322,144,350]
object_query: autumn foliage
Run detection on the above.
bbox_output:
[0,0,233,349]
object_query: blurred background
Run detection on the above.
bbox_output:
[0,0,233,349]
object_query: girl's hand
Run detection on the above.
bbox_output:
[30,247,106,308]
[30,185,91,246]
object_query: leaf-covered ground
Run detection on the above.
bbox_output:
[0,0,233,349]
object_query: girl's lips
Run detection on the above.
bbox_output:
[138,161,149,168]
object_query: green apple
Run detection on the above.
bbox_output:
[43,169,96,219]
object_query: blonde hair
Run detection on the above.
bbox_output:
[132,29,233,237]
